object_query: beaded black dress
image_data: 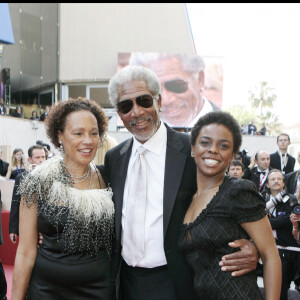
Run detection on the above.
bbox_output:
[178,176,267,300]
[10,167,25,180]
[18,156,115,300]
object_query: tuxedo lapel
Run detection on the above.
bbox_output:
[163,128,187,237]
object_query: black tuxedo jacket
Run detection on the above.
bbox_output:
[9,171,28,235]
[0,191,3,245]
[103,125,197,300]
[285,170,299,195]
[242,166,272,192]
[270,151,295,174]
[268,193,299,248]
[0,159,9,177]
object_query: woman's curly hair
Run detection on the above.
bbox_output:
[45,97,108,148]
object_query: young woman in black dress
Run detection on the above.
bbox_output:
[179,111,281,300]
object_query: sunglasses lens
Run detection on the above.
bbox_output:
[164,79,188,94]
[136,95,154,108]
[117,100,133,114]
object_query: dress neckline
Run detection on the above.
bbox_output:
[183,175,230,228]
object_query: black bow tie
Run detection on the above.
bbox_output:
[282,154,286,157]
[258,171,266,175]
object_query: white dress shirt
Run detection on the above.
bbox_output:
[122,122,167,267]
[188,97,214,128]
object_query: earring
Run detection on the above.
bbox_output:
[59,140,64,157]
[191,152,194,157]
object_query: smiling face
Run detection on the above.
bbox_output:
[145,57,204,127]
[192,124,235,177]
[58,110,99,168]
[117,80,161,143]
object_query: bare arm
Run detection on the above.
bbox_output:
[241,216,281,300]
[5,165,12,179]
[11,198,38,300]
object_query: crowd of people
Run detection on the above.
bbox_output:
[0,98,50,122]
[0,65,299,299]
[241,120,268,136]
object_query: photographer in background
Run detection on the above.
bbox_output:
[264,169,299,300]
[235,149,251,169]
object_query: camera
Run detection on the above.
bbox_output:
[293,205,300,215]
[266,190,290,211]
[235,149,251,168]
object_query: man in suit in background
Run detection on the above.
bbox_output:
[9,145,46,243]
[104,65,259,300]
[285,150,300,195]
[243,149,272,194]
[270,133,296,175]
[0,149,9,178]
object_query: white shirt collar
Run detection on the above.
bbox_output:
[132,122,167,155]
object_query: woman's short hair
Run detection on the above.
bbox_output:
[108,65,161,107]
[45,97,108,148]
[191,111,242,154]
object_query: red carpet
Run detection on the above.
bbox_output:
[3,264,13,300]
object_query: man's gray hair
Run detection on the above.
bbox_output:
[108,65,161,107]
[129,52,205,75]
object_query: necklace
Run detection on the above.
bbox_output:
[64,164,91,184]
[16,164,23,175]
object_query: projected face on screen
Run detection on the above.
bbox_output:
[118,52,223,128]
[143,56,205,127]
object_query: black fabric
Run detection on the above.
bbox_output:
[9,172,28,235]
[268,195,300,300]
[279,249,299,300]
[10,168,25,180]
[0,160,9,177]
[285,170,299,194]
[270,151,296,174]
[26,204,113,299]
[179,177,266,300]
[120,260,177,300]
[27,249,112,300]
[0,193,7,299]
[242,166,272,192]
[0,260,6,298]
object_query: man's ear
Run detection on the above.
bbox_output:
[198,71,205,91]
[157,94,162,111]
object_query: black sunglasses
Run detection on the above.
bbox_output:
[163,79,189,94]
[116,94,156,114]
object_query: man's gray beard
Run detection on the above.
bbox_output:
[133,118,160,142]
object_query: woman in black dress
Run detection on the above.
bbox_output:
[178,111,281,300]
[12,98,114,300]
[5,148,27,180]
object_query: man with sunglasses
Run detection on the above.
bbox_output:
[104,65,259,300]
[129,52,220,128]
